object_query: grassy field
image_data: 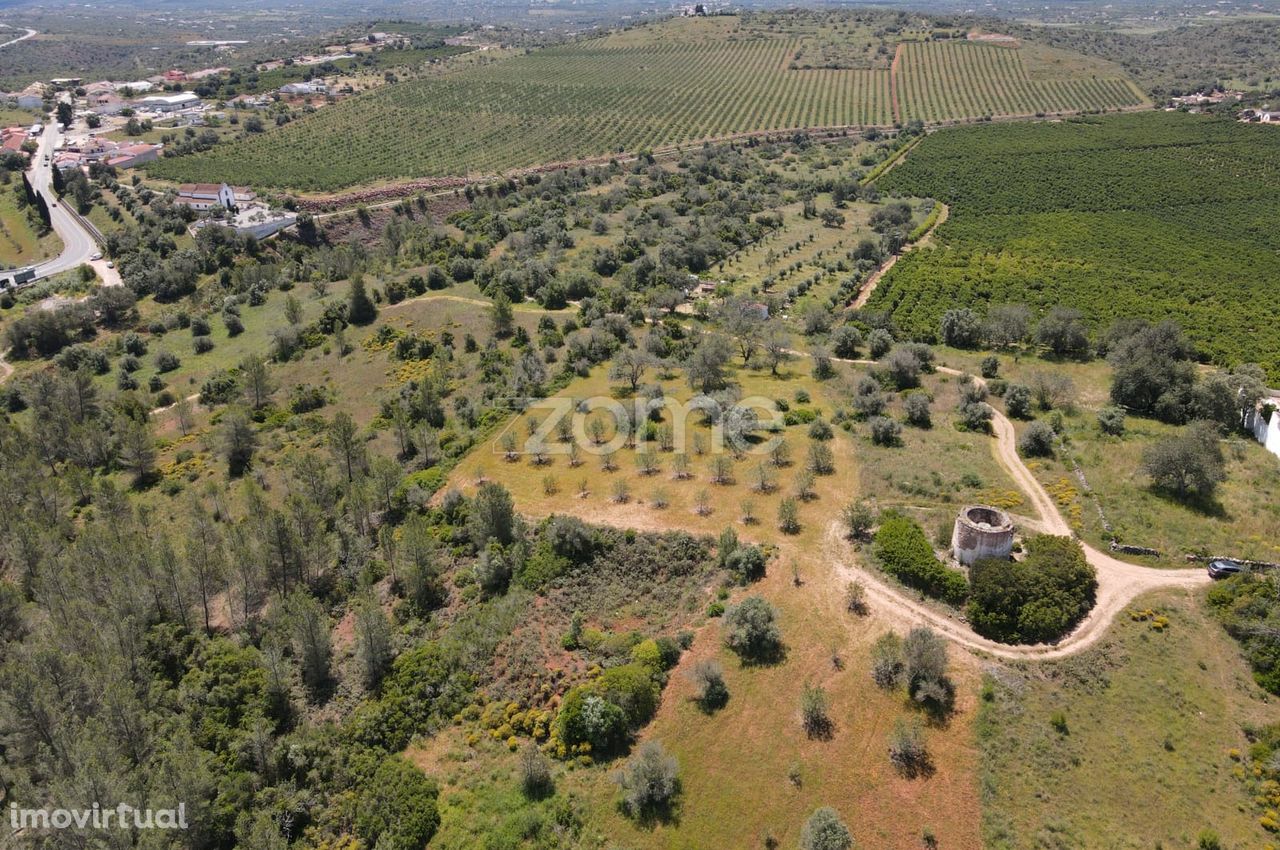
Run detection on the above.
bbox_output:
[149,14,1143,191]
[872,112,1280,378]
[979,587,1279,849]
[1015,406,1280,568]
[0,181,59,268]
[432,362,987,850]
[854,368,1025,530]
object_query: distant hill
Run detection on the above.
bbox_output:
[150,13,1147,192]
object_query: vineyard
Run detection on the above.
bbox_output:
[897,41,1146,123]
[151,15,1147,192]
[868,112,1280,376]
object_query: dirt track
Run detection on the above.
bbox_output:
[825,359,1211,659]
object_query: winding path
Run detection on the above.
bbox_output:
[823,358,1211,659]
[0,27,36,50]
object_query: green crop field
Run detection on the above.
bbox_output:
[150,15,1145,192]
[869,112,1280,377]
[897,41,1146,123]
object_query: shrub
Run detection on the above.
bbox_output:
[777,497,800,534]
[154,350,180,373]
[869,416,901,447]
[808,418,833,440]
[888,718,930,777]
[557,689,627,754]
[957,400,993,433]
[830,326,862,358]
[967,536,1097,644]
[723,596,782,662]
[845,580,868,614]
[1142,421,1225,499]
[519,743,553,799]
[980,355,999,378]
[122,331,147,356]
[616,741,680,820]
[884,347,922,389]
[595,662,660,728]
[868,328,893,358]
[726,544,767,583]
[1097,405,1126,436]
[902,627,952,710]
[871,631,903,688]
[1017,421,1056,458]
[800,682,831,738]
[904,393,931,428]
[1004,384,1032,419]
[356,756,440,850]
[872,513,967,604]
[193,335,214,354]
[690,659,728,711]
[289,384,328,413]
[841,500,876,540]
[800,807,854,850]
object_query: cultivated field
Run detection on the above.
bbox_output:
[871,112,1280,377]
[897,41,1146,123]
[150,14,1145,191]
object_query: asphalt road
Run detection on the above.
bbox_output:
[29,118,121,286]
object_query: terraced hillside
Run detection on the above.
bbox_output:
[151,15,1145,191]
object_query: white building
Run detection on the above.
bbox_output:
[279,81,328,96]
[137,92,201,113]
[175,183,255,211]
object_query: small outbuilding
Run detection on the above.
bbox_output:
[952,505,1014,566]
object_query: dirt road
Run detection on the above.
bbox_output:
[825,358,1211,659]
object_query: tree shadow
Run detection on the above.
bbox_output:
[804,715,835,741]
[693,691,729,715]
[891,751,936,780]
[621,795,683,830]
[737,642,788,668]
[1149,485,1228,519]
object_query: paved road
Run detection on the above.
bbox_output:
[28,118,121,286]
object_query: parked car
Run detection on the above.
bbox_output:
[90,252,102,261]
[1207,559,1244,579]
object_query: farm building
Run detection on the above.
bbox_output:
[280,81,329,96]
[104,143,162,169]
[87,92,127,115]
[137,92,201,113]
[175,183,255,211]
[13,83,45,109]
